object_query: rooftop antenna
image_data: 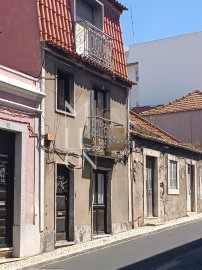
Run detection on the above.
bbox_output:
[130,5,135,44]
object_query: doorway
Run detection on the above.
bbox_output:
[187,164,195,212]
[146,156,155,217]
[0,130,15,248]
[93,171,107,235]
[56,164,74,242]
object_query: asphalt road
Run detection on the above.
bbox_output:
[40,220,202,270]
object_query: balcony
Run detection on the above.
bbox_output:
[83,116,127,158]
[75,21,113,70]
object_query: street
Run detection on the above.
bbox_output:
[39,220,202,270]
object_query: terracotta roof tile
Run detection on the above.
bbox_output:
[130,111,201,153]
[37,0,74,51]
[107,0,128,11]
[104,6,128,79]
[141,90,202,116]
[131,105,162,114]
[37,0,130,84]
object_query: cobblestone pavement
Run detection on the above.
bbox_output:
[1,213,202,270]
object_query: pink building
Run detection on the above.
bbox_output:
[0,65,45,257]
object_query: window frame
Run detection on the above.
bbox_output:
[200,167,202,199]
[55,68,75,117]
[167,154,179,195]
[75,0,104,30]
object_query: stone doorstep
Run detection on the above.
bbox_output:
[0,247,13,258]
[0,247,23,265]
[93,234,111,240]
[0,258,23,264]
[55,241,74,249]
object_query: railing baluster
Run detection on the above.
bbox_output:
[75,21,113,70]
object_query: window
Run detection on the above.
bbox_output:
[200,168,202,199]
[169,161,177,189]
[135,69,139,81]
[93,90,107,118]
[76,0,103,30]
[167,155,179,195]
[57,70,74,114]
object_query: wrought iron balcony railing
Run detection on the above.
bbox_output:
[83,116,126,156]
[75,21,113,70]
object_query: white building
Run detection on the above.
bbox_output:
[125,32,202,107]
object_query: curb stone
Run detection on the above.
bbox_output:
[2,215,202,270]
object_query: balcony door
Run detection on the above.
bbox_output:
[93,90,107,118]
[91,89,109,152]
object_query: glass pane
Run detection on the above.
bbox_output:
[57,165,69,194]
[97,91,105,117]
[93,176,97,204]
[98,173,104,204]
[170,161,177,188]
[0,162,7,184]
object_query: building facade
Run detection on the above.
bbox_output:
[0,65,44,257]
[125,32,202,107]
[130,112,202,227]
[40,0,133,251]
[0,0,133,255]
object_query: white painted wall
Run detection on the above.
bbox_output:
[126,32,202,107]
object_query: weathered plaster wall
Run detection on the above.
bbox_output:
[131,139,200,227]
[160,155,187,221]
[132,151,144,227]
[111,162,131,234]
[197,163,202,213]
[43,52,129,249]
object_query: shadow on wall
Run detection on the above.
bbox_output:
[45,51,127,106]
[118,238,202,270]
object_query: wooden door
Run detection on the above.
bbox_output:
[93,171,107,235]
[187,165,193,212]
[146,157,155,217]
[0,130,15,248]
[56,164,70,242]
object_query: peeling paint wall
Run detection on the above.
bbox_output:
[131,137,202,227]
[43,51,130,250]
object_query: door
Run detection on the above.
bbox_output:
[187,165,194,212]
[56,164,70,242]
[92,90,109,151]
[146,157,155,217]
[0,130,15,248]
[93,171,107,235]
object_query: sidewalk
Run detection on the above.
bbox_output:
[1,213,202,270]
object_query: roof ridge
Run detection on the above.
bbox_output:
[130,111,202,153]
[130,111,182,143]
[140,90,202,116]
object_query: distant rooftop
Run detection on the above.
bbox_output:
[130,111,202,153]
[131,105,162,115]
[140,90,202,116]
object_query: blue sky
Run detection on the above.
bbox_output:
[119,0,202,45]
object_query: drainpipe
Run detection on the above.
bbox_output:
[39,46,46,232]
[131,149,134,229]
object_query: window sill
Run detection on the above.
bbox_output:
[55,109,75,118]
[168,188,179,195]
